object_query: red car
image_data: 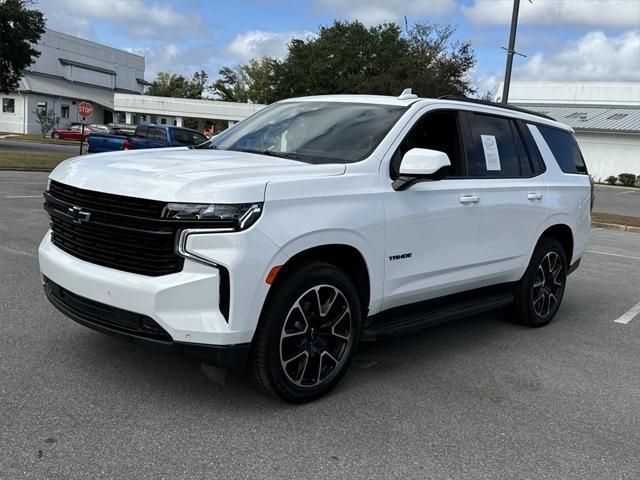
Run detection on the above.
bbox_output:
[51,125,96,141]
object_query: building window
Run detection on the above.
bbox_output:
[2,98,15,113]
[160,118,167,125]
[61,105,70,118]
[36,101,47,115]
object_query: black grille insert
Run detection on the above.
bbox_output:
[45,181,184,276]
[44,277,172,341]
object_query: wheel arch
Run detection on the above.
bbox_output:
[538,223,574,264]
[266,243,372,320]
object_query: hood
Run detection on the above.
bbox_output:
[49,148,346,203]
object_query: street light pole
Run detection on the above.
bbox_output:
[501,0,521,105]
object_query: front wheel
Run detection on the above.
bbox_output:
[52,132,60,139]
[251,262,361,403]
[513,237,567,327]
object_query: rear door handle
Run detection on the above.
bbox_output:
[528,192,544,200]
[459,195,480,204]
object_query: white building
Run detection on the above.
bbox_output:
[496,81,640,182]
[113,94,265,132]
[0,29,147,134]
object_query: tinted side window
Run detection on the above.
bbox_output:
[537,125,588,174]
[149,128,167,141]
[135,126,148,138]
[172,129,191,144]
[192,132,207,145]
[466,113,531,177]
[390,110,464,179]
[518,121,546,175]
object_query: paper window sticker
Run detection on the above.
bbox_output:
[481,134,501,171]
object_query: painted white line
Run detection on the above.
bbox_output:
[614,302,640,325]
[616,190,638,195]
[4,195,42,198]
[586,250,640,262]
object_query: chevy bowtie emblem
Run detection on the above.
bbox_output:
[68,206,91,224]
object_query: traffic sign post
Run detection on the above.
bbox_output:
[77,102,93,155]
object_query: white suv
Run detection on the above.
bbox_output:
[39,93,592,402]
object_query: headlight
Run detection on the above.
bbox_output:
[162,202,262,230]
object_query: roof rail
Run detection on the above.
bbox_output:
[437,95,556,121]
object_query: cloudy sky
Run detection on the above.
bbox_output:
[35,0,640,95]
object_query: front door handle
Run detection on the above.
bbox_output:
[459,195,480,204]
[528,192,544,200]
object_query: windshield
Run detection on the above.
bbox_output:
[211,101,407,164]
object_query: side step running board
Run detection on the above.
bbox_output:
[362,291,513,341]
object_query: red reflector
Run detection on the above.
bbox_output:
[266,265,282,284]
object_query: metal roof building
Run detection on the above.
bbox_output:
[496,82,640,181]
[0,29,146,134]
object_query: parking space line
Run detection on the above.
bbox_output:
[4,195,42,198]
[614,302,640,325]
[586,250,640,262]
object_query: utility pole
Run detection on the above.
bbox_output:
[501,0,521,105]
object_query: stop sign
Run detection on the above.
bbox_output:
[78,101,93,118]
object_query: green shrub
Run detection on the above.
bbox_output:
[605,176,618,185]
[618,173,637,187]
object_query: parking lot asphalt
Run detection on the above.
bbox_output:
[0,139,80,155]
[594,185,640,217]
[1,170,640,480]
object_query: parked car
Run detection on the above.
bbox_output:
[39,93,592,403]
[87,124,209,153]
[50,124,97,140]
[88,124,112,133]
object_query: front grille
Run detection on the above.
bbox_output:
[45,180,184,276]
[44,277,171,341]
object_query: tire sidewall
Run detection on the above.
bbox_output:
[525,239,568,326]
[261,265,362,403]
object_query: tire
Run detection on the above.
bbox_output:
[52,132,60,139]
[513,237,568,327]
[251,261,362,403]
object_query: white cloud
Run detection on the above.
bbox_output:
[36,0,206,40]
[515,30,640,82]
[225,30,314,62]
[462,0,640,28]
[317,0,456,25]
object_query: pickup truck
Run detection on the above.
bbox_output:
[87,124,209,153]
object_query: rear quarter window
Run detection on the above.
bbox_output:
[537,125,588,174]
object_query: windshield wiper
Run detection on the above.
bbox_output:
[231,148,302,161]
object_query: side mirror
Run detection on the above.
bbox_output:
[394,148,451,190]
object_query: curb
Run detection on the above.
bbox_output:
[592,222,640,233]
[0,167,52,172]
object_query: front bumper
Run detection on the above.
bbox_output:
[43,277,250,368]
[39,231,264,346]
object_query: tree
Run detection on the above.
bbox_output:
[33,108,57,137]
[146,70,209,98]
[211,20,476,104]
[210,58,279,104]
[477,86,498,102]
[0,0,46,93]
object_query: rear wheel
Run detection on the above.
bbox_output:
[251,262,361,403]
[513,237,567,327]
